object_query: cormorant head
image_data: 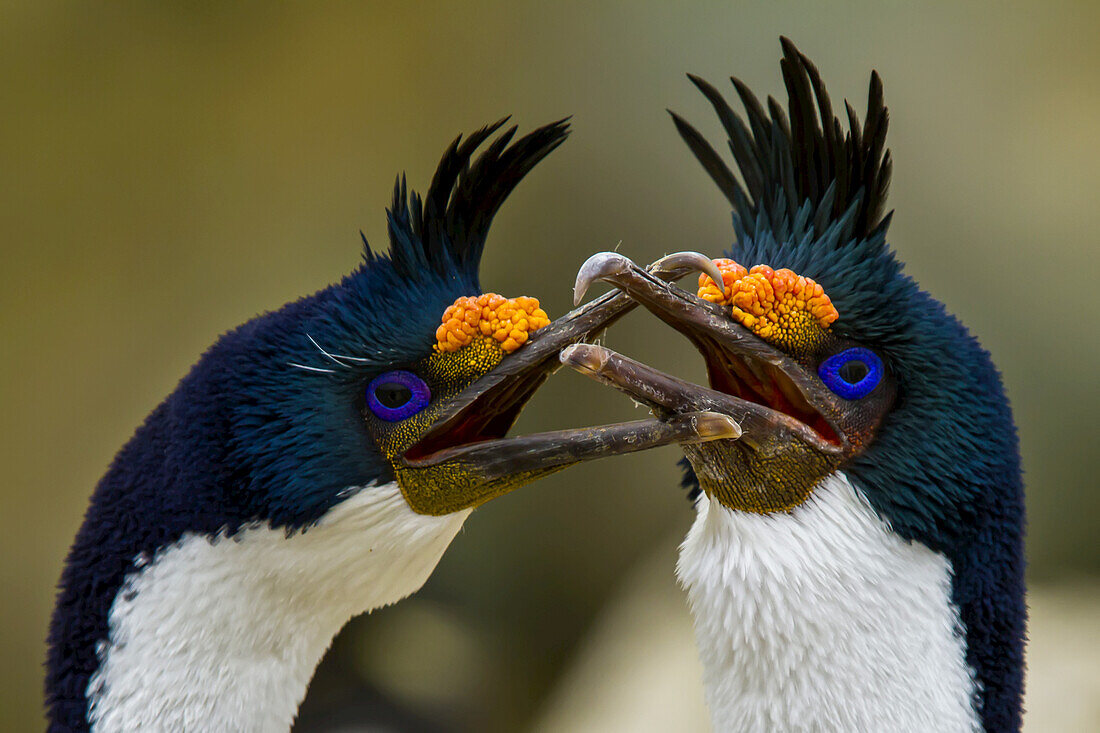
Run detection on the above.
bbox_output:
[564,39,1020,552]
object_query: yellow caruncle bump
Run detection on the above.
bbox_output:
[434,293,551,354]
[698,259,839,352]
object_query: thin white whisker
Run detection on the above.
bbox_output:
[323,352,373,363]
[287,362,336,374]
[306,334,374,363]
[307,334,357,368]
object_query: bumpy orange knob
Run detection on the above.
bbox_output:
[697,258,838,352]
[434,293,551,354]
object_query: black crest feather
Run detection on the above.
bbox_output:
[671,37,892,244]
[369,118,570,284]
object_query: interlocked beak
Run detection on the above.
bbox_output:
[394,253,746,515]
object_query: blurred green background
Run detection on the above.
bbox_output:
[3,1,1098,730]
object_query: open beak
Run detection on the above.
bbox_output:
[559,252,847,509]
[394,253,742,515]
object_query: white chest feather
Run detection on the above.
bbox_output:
[676,473,979,733]
[87,482,469,733]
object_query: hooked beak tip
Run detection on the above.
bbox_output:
[559,342,610,375]
[650,251,726,293]
[689,412,743,442]
[573,251,633,306]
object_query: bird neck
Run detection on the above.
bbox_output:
[79,482,468,732]
[677,472,981,732]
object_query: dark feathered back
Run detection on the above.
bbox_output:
[371,118,570,287]
[671,37,892,247]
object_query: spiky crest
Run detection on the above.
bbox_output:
[365,118,571,286]
[670,37,892,247]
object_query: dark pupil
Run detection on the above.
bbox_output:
[375,382,412,409]
[838,360,869,384]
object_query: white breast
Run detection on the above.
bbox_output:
[87,482,469,733]
[676,472,979,733]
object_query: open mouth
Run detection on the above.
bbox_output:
[561,251,847,456]
[691,335,841,447]
[402,368,542,463]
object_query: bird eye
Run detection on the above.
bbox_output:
[817,347,883,400]
[366,370,431,421]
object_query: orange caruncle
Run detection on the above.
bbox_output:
[697,259,838,352]
[434,293,551,354]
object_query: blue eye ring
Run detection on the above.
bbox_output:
[817,347,884,400]
[366,370,431,422]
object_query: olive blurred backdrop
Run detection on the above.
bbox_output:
[3,1,1098,730]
